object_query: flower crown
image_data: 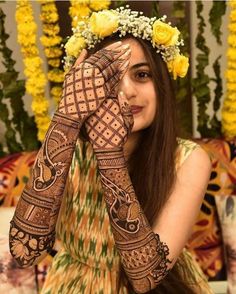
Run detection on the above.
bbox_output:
[64,6,189,79]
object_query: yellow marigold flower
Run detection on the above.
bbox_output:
[18,23,37,35]
[48,58,61,67]
[226,69,236,82]
[152,20,180,46]
[228,23,236,33]
[75,0,90,4]
[21,46,39,56]
[24,56,42,68]
[45,47,63,58]
[51,86,62,97]
[230,10,236,22]
[227,48,236,60]
[32,99,49,115]
[222,111,236,125]
[224,98,236,109]
[228,34,236,47]
[230,0,236,9]
[65,35,86,57]
[89,0,111,11]
[89,10,119,38]
[18,34,37,46]
[167,54,189,80]
[40,35,62,47]
[228,61,236,69]
[227,82,236,91]
[69,5,91,18]
[48,69,64,83]
[42,23,60,36]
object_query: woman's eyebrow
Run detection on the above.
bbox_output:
[130,62,150,70]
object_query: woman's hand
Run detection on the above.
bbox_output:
[85,92,134,151]
[58,42,131,126]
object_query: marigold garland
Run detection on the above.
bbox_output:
[222,0,236,138]
[15,0,51,142]
[39,0,63,105]
[69,0,111,29]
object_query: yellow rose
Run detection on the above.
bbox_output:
[65,35,86,57]
[167,55,189,80]
[89,11,118,38]
[152,20,180,46]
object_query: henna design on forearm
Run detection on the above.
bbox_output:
[9,44,130,268]
[9,112,80,267]
[96,150,172,293]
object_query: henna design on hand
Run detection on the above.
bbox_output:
[9,44,131,268]
[9,112,79,267]
[94,149,172,293]
[85,97,134,151]
[58,43,131,123]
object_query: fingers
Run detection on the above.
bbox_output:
[73,49,88,68]
[118,91,134,135]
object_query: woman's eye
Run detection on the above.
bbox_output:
[136,71,151,80]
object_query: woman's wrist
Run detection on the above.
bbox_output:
[94,147,127,170]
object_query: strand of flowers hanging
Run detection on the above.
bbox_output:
[39,0,64,105]
[15,0,51,141]
[69,0,111,30]
[222,0,236,138]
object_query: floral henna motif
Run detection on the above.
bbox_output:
[9,112,80,267]
[95,150,172,292]
[9,223,55,268]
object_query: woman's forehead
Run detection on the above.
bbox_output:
[120,38,148,66]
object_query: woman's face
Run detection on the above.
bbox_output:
[118,38,157,133]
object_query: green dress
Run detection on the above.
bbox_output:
[41,139,213,294]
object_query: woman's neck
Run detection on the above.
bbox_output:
[124,131,141,161]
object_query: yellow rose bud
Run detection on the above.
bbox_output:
[89,11,119,38]
[152,20,180,46]
[65,35,86,57]
[167,55,189,80]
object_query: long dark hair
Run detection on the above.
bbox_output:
[88,35,199,293]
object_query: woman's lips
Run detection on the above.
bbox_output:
[130,105,143,114]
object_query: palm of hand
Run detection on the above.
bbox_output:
[85,97,134,151]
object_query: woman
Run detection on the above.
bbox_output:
[9,7,212,293]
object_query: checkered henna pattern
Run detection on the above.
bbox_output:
[58,47,130,122]
[86,99,172,292]
[85,98,133,150]
[9,45,130,268]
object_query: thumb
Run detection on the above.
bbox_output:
[73,49,88,68]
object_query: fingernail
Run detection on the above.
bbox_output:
[122,44,130,49]
[124,49,131,56]
[119,91,124,97]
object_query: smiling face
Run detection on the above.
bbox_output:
[118,38,157,133]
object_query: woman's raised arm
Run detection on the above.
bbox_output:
[9,43,131,268]
[85,94,211,293]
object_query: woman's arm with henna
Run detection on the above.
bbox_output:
[86,97,171,292]
[9,43,131,268]
[85,95,210,293]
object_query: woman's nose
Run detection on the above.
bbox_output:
[118,73,137,100]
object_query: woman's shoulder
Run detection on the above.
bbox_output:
[175,138,211,170]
